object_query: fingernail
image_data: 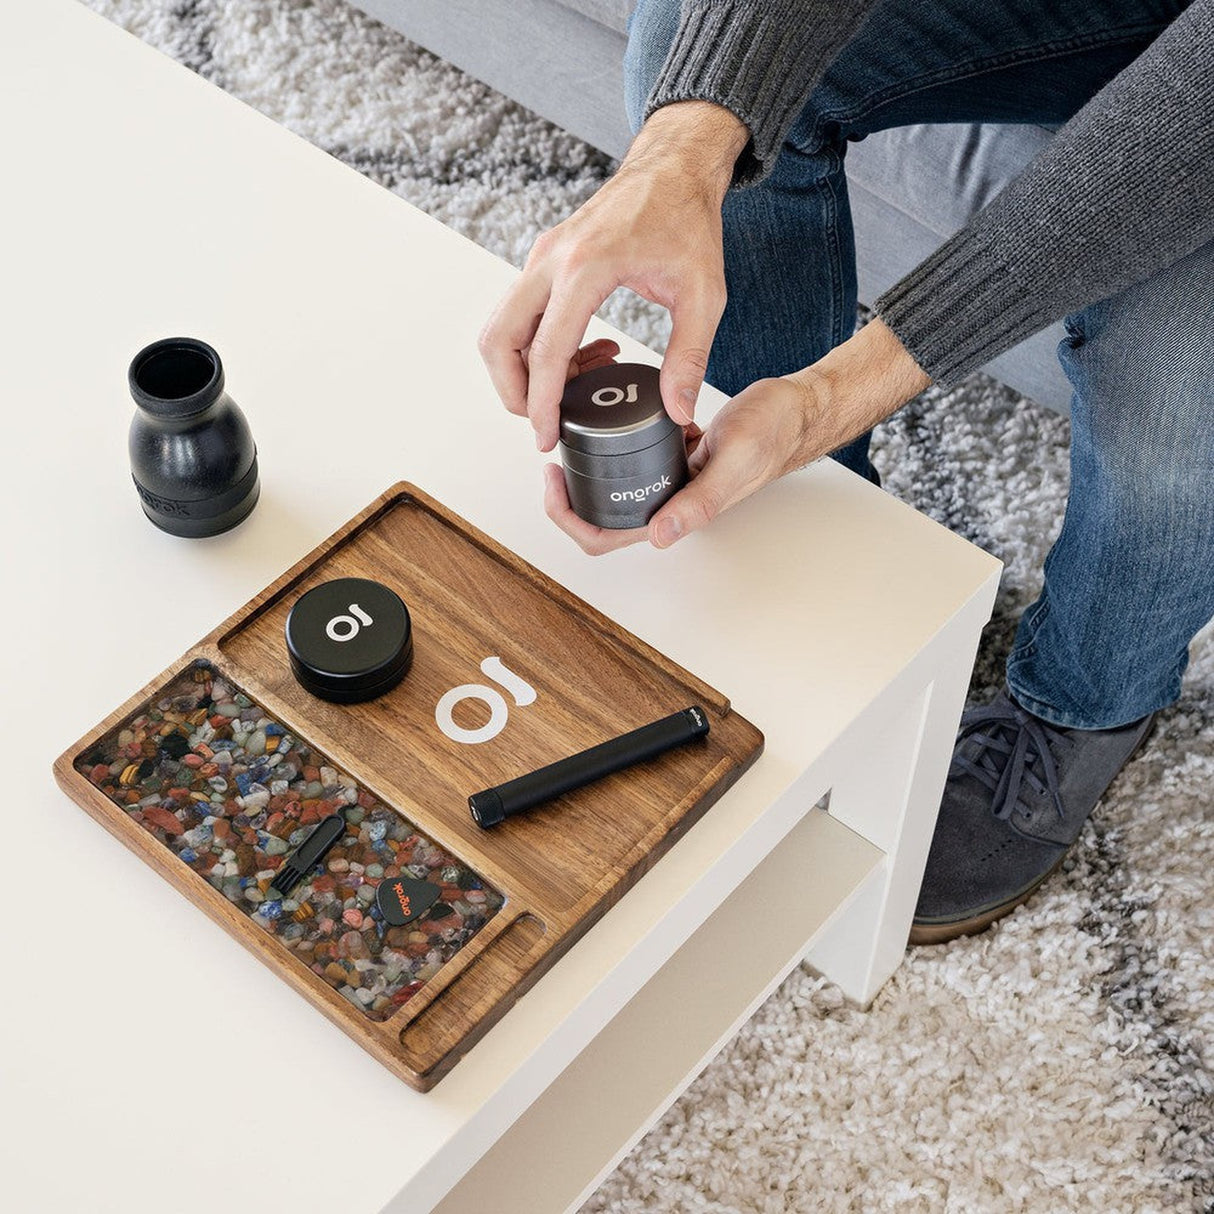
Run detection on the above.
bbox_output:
[654,516,683,548]
[677,388,697,423]
[535,431,544,451]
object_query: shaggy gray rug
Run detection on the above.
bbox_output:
[81,2,1214,1209]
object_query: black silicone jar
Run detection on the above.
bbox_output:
[558,362,689,529]
[285,578,414,704]
[128,337,260,537]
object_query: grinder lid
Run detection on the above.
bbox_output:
[559,363,679,457]
[285,577,412,703]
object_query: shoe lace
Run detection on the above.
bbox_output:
[952,698,1065,823]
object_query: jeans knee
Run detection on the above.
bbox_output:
[1074,431,1213,551]
[1062,240,1214,516]
[1063,241,1214,409]
[623,0,682,134]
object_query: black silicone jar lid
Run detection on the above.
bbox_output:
[285,577,413,703]
[559,363,678,457]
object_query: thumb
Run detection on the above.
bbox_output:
[660,287,724,425]
[649,435,753,548]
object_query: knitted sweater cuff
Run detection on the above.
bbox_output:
[644,1,853,185]
[875,233,1052,386]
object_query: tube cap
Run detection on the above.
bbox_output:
[285,577,412,703]
[468,788,506,829]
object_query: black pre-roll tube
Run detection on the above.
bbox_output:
[468,706,710,828]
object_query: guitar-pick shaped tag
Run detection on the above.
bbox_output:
[376,876,442,927]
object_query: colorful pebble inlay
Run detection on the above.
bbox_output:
[75,660,504,1021]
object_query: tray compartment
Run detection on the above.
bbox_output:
[72,659,504,1022]
[217,491,749,916]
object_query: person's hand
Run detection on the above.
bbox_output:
[542,376,818,555]
[543,319,931,555]
[479,101,750,452]
[562,337,621,382]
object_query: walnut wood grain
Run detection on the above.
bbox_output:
[53,483,764,1090]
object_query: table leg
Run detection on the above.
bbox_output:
[805,595,995,1004]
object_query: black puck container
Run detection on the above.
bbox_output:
[558,362,689,529]
[285,578,413,704]
[128,337,260,537]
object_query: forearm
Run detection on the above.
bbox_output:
[878,0,1214,384]
[620,100,750,203]
[787,319,930,468]
[644,0,882,184]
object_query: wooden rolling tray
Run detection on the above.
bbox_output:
[54,483,764,1089]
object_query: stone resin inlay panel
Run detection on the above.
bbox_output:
[75,660,503,1020]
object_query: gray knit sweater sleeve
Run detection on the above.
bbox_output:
[877,0,1214,383]
[646,0,1213,386]
[645,0,880,184]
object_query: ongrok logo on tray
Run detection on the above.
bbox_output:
[435,656,537,744]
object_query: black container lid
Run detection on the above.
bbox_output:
[559,363,678,457]
[285,578,413,703]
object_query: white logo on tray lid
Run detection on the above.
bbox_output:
[325,601,374,642]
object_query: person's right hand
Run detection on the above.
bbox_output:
[542,318,931,556]
[478,100,750,453]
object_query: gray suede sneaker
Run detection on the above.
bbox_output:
[910,688,1154,945]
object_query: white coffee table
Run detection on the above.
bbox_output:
[0,3,1000,1211]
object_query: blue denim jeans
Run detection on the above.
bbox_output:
[624,0,1213,730]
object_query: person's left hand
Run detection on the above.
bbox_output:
[542,373,826,555]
